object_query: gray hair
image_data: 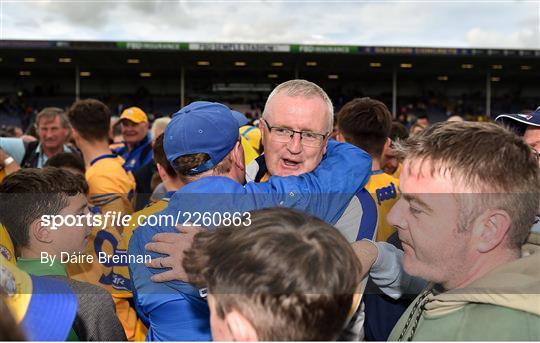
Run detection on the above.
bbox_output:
[151,117,172,140]
[263,79,334,133]
[35,107,70,129]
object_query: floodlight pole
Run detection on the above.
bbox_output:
[486,71,491,118]
[75,64,80,101]
[392,67,397,118]
[180,65,185,108]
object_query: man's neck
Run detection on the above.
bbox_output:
[371,158,381,171]
[127,136,146,152]
[42,145,64,158]
[444,249,520,290]
[77,139,113,166]
[164,178,184,192]
[20,246,54,260]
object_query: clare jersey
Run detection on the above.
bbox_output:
[365,170,400,242]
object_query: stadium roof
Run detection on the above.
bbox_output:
[1,40,539,57]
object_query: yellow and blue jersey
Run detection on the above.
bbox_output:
[365,170,400,242]
[66,153,139,341]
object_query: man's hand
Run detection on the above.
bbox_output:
[0,148,20,175]
[20,135,38,143]
[351,239,379,279]
[144,225,205,283]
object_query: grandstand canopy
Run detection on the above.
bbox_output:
[1,40,539,120]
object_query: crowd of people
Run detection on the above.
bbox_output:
[0,79,538,341]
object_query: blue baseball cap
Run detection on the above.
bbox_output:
[495,106,540,135]
[231,110,250,127]
[164,101,239,175]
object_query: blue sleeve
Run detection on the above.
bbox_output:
[370,242,428,299]
[129,225,211,341]
[244,140,372,223]
[0,137,26,164]
[144,296,211,341]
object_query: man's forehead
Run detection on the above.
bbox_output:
[38,116,62,127]
[524,126,540,146]
[121,119,144,127]
[267,94,328,129]
[401,159,457,194]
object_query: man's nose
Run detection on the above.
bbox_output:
[387,199,406,230]
[287,132,303,153]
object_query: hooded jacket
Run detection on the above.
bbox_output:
[389,232,540,341]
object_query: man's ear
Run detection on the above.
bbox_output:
[156,163,168,182]
[31,219,53,244]
[335,132,346,143]
[232,141,245,171]
[258,120,265,141]
[472,209,512,253]
[225,309,259,342]
[384,137,392,151]
[71,128,80,141]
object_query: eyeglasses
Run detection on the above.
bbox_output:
[262,119,328,148]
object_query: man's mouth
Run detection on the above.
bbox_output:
[281,158,301,168]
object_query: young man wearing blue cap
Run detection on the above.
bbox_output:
[128,100,372,341]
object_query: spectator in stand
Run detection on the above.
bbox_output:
[184,208,362,341]
[113,107,153,173]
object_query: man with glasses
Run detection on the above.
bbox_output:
[248,80,378,245]
[247,79,333,181]
[247,80,377,340]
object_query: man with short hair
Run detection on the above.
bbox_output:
[248,79,334,180]
[184,207,362,341]
[363,122,540,340]
[0,107,76,169]
[336,98,407,340]
[336,97,399,242]
[128,101,371,340]
[114,106,153,173]
[248,80,376,244]
[67,98,141,340]
[0,167,126,341]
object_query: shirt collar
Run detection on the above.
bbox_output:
[17,257,68,277]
